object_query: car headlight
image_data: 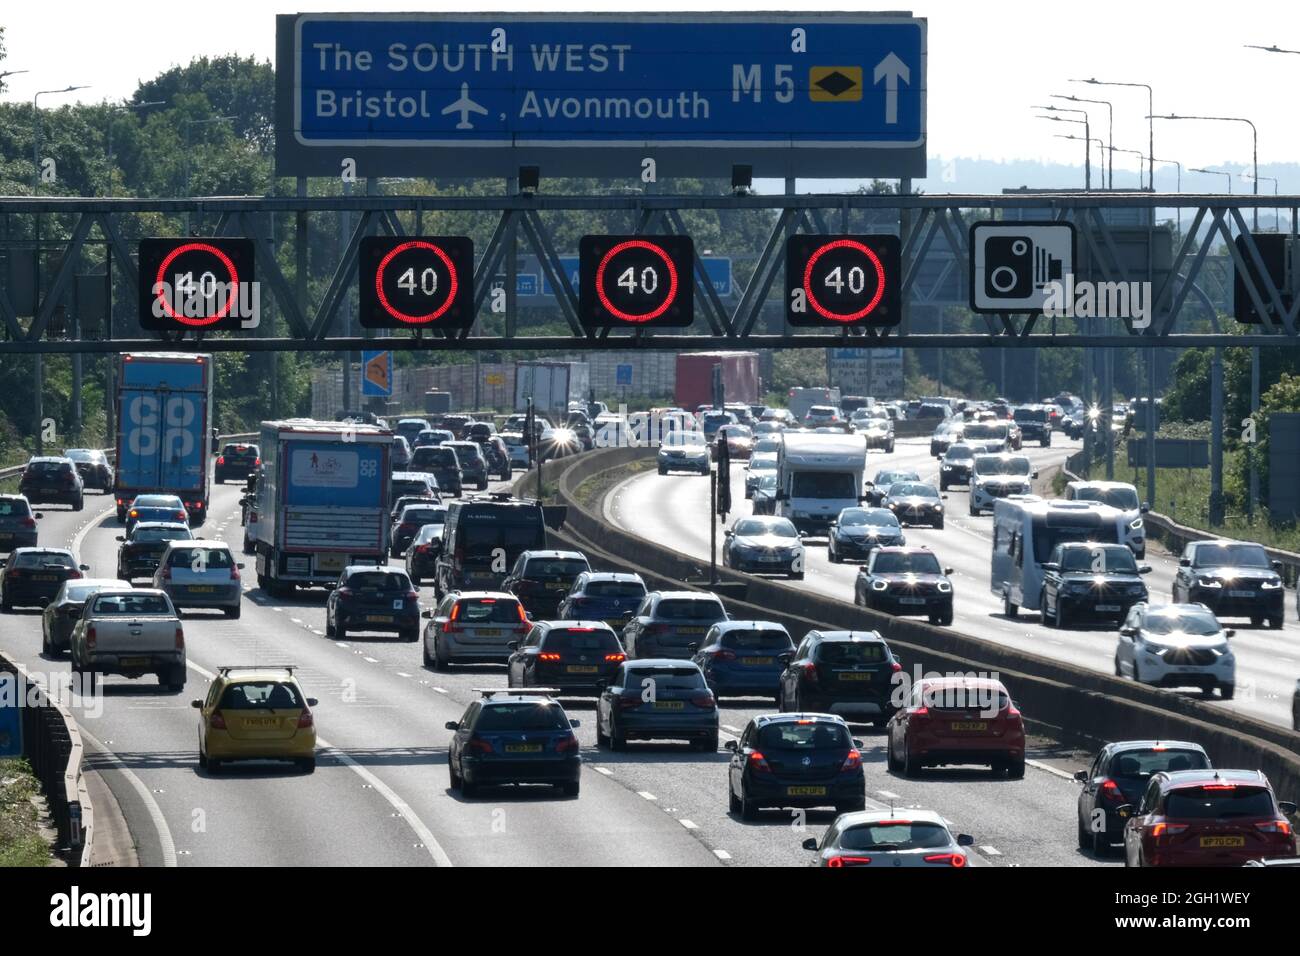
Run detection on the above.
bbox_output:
[1128,518,1144,531]
[937,581,952,593]
[1262,580,1282,590]
[871,580,889,591]
[934,504,943,512]
[1196,577,1223,588]
[942,464,953,471]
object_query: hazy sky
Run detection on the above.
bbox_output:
[2,0,1296,182]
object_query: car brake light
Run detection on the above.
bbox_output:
[336,587,353,598]
[230,564,241,582]
[1256,819,1292,835]
[210,710,227,730]
[691,692,716,709]
[86,625,96,648]
[20,517,35,529]
[841,748,862,772]
[800,661,818,683]
[1201,784,1237,791]
[605,653,626,663]
[891,661,903,673]
[713,649,737,662]
[539,652,562,662]
[175,511,186,521]
[405,590,418,602]
[297,709,314,729]
[618,693,642,710]
[254,458,261,467]
[924,853,966,867]
[467,737,493,754]
[68,570,82,580]
[827,855,871,867]
[161,567,171,581]
[748,750,773,774]
[175,626,185,649]
[1150,822,1189,840]
[217,456,225,465]
[1099,779,1125,804]
[556,734,579,754]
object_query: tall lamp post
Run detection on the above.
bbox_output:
[1189,167,1232,194]
[1034,105,1092,189]
[1053,94,1114,188]
[1051,133,1107,187]
[1071,78,1154,192]
[1151,114,1257,229]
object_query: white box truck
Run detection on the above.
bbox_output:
[774,432,867,535]
[514,361,591,418]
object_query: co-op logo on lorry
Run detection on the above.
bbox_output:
[126,396,196,460]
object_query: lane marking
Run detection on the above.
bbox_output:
[396,672,412,678]
[363,656,379,664]
[1027,759,1078,782]
[721,724,742,734]
[713,848,732,860]
[592,766,613,776]
[979,845,1002,856]
[679,819,698,830]
[433,687,447,694]
[80,726,178,868]
[637,791,657,801]
[876,789,901,800]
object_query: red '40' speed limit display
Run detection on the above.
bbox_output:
[359,236,475,329]
[138,238,257,331]
[785,234,902,327]
[579,235,694,328]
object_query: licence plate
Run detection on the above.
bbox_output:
[676,627,705,635]
[786,786,827,797]
[477,628,501,637]
[0,533,12,540]
[653,701,685,710]
[34,574,58,582]
[1229,590,1255,598]
[366,615,393,623]
[899,597,926,606]
[951,721,988,731]
[741,657,774,666]
[839,672,872,681]
[1096,604,1120,612]
[189,586,215,593]
[505,744,543,753]
[546,582,568,590]
[119,657,149,668]
[245,718,278,728]
[317,554,346,572]
[1200,836,1245,848]
[566,665,598,674]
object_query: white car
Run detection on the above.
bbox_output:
[658,430,710,475]
[153,540,244,618]
[1064,480,1148,558]
[968,454,1036,516]
[745,453,778,497]
[1115,603,1235,699]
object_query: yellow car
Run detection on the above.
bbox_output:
[193,666,318,773]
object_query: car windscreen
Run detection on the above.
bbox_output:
[92,593,172,615]
[1058,546,1138,573]
[733,519,797,538]
[921,685,1009,711]
[65,450,101,462]
[944,445,975,460]
[584,580,646,598]
[888,483,938,499]
[345,571,408,591]
[133,496,179,508]
[412,448,458,467]
[753,439,782,454]
[792,473,858,498]
[1073,486,1140,510]
[392,480,432,497]
[757,721,849,750]
[874,471,918,485]
[450,444,485,464]
[460,511,546,562]
[1142,612,1222,637]
[167,547,233,568]
[524,558,590,578]
[27,461,71,476]
[132,527,192,544]
[454,597,525,624]
[719,425,753,439]
[220,681,302,709]
[1032,526,1118,564]
[625,667,705,690]
[14,552,74,569]
[975,456,1030,476]
[398,508,445,525]
[1108,749,1211,779]
[839,510,899,528]
[412,524,444,543]
[1193,544,1271,569]
[755,475,777,491]
[0,499,31,517]
[1164,786,1275,820]
[476,703,571,732]
[962,424,1006,440]
[62,583,116,602]
[541,628,621,651]
[871,552,942,575]
[655,599,726,621]
[837,822,951,851]
[1014,408,1048,422]
[720,629,792,651]
[816,642,888,665]
[663,431,706,448]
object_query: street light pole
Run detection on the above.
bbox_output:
[1051,134,1107,186]
[1189,167,1232,194]
[1053,94,1114,189]
[1072,78,1154,189]
[1034,112,1090,189]
[1151,114,1257,228]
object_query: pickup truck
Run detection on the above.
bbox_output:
[70,588,186,692]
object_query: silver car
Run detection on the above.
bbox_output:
[803,808,975,867]
[153,539,244,618]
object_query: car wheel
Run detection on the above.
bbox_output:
[595,717,609,748]
[1092,828,1110,858]
[41,628,51,656]
[74,497,84,512]
[1251,615,1264,627]
[560,780,580,797]
[938,609,953,627]
[728,783,742,815]
[789,571,804,581]
[969,502,979,517]
[610,726,627,752]
[0,596,11,614]
[1054,602,1067,630]
[902,744,922,778]
[886,736,901,771]
[336,622,348,641]
[828,548,838,563]
[433,638,449,671]
[198,749,209,771]
[934,518,944,530]
[1077,815,1091,850]
[224,606,241,620]
[1269,616,1284,630]
[1003,591,1018,619]
[740,790,760,821]
[207,758,222,775]
[1114,654,1123,677]
[324,616,335,638]
[698,732,719,752]
[1220,683,1235,700]
[297,757,316,774]
[939,479,948,491]
[1133,659,1143,685]
[461,779,479,798]
[1007,759,1026,779]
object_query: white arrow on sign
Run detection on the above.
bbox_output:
[872,52,911,125]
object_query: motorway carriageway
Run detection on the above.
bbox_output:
[608,436,1300,732]
[0,474,1110,867]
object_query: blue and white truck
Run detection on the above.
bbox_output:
[251,419,392,596]
[114,352,214,525]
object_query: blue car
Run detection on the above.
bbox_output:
[692,620,794,701]
[445,689,582,797]
[595,659,719,751]
[726,712,867,819]
[556,572,648,630]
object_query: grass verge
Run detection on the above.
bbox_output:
[0,759,52,867]
[571,458,658,513]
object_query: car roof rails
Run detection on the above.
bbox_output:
[217,664,297,676]
[473,687,560,698]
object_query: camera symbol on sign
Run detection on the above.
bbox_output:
[984,236,1065,300]
[969,222,1076,313]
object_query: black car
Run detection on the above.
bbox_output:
[726,713,866,819]
[0,495,41,554]
[776,630,899,727]
[507,621,626,695]
[446,689,581,797]
[41,578,129,655]
[1013,406,1053,447]
[410,446,463,497]
[467,421,497,443]
[434,496,549,598]
[881,482,946,530]
[116,521,194,582]
[1172,539,1285,628]
[854,547,954,626]
[1,548,90,612]
[215,443,260,483]
[390,503,448,558]
[502,550,592,619]
[1041,542,1151,629]
[476,436,513,482]
[938,443,978,490]
[19,457,84,510]
[622,590,729,660]
[441,415,477,440]
[595,659,719,751]
[64,449,114,492]
[405,523,444,586]
[1074,740,1211,857]
[864,469,920,508]
[325,566,421,641]
[557,572,647,630]
[827,507,905,564]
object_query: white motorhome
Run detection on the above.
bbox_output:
[787,386,842,423]
[990,498,1126,617]
[775,432,866,535]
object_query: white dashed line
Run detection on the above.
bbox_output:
[1027,759,1079,782]
[679,819,698,830]
[876,789,901,800]
[980,845,1002,856]
[433,687,447,694]
[363,656,379,664]
[721,724,742,734]
[290,618,303,625]
[271,607,282,613]
[592,767,613,776]
[337,643,349,648]
[713,849,732,861]
[396,672,412,678]
[637,791,657,801]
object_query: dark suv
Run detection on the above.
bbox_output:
[1041,542,1150,628]
[1172,539,1285,629]
[621,591,729,660]
[507,621,626,695]
[502,550,592,619]
[434,497,548,598]
[0,495,42,554]
[116,521,194,582]
[64,449,114,492]
[1013,405,1053,447]
[1,548,89,611]
[476,436,513,482]
[215,443,260,483]
[726,713,866,819]
[19,457,84,510]
[776,630,899,727]
[854,547,954,626]
[446,441,489,491]
[324,566,421,641]
[410,445,463,497]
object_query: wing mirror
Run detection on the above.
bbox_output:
[79,564,90,572]
[1225,629,1236,639]
[777,652,793,666]
[422,609,433,619]
[1179,557,1191,567]
[1139,565,1152,575]
[802,837,818,850]
[1272,560,1284,573]
[944,567,954,576]
[1280,801,1298,816]
[306,698,319,708]
[190,700,202,708]
[724,530,734,538]
[569,719,581,728]
[34,513,44,519]
[1073,770,1088,783]
[1041,562,1059,572]
[236,563,245,570]
[1115,804,1135,819]
[957,834,975,847]
[852,738,864,749]
[1140,502,1150,513]
[1031,470,1039,479]
[941,494,949,500]
[115,535,125,542]
[444,721,460,731]
[507,641,519,651]
[724,740,739,752]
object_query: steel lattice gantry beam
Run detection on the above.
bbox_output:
[0,191,1297,354]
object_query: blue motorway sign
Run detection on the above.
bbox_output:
[275,13,926,178]
[616,364,634,387]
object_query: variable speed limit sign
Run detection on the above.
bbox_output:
[579,235,694,328]
[785,234,902,327]
[359,236,475,329]
[138,238,257,331]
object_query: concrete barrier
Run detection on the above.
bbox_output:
[530,447,1300,807]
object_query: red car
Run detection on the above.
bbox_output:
[886,677,1026,778]
[1122,769,1297,867]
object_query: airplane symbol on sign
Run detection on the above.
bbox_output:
[442,82,489,130]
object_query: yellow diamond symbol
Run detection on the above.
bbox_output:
[810,66,863,102]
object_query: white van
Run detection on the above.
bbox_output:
[774,432,866,536]
[1063,480,1149,558]
[990,498,1126,617]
